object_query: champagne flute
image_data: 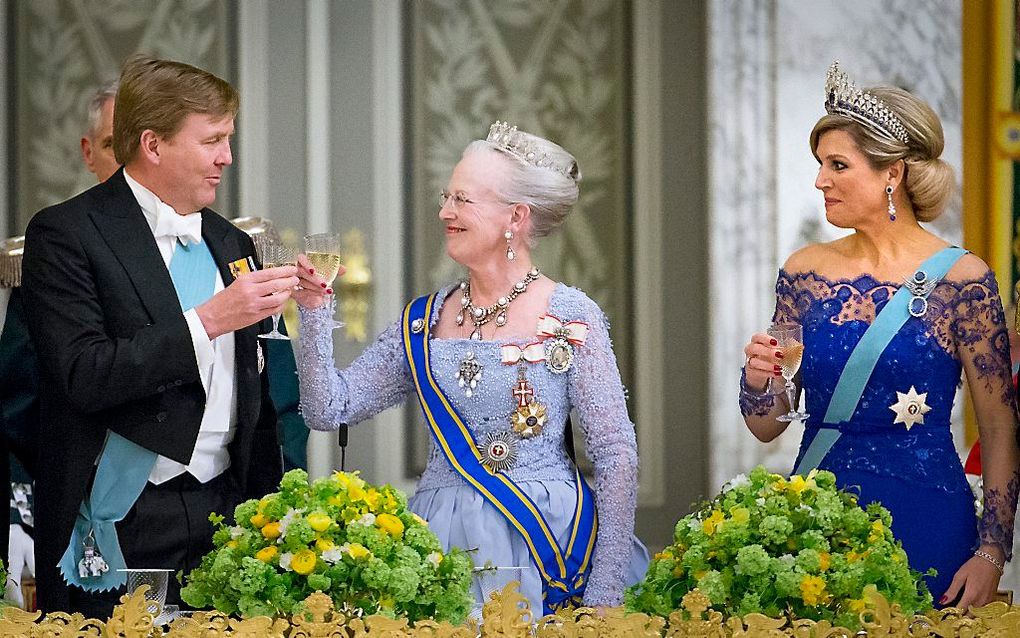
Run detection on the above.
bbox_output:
[304,232,345,329]
[768,323,809,422]
[257,243,295,340]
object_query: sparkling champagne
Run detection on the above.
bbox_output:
[306,251,342,283]
[779,342,804,380]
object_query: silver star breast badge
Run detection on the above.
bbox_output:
[889,386,931,431]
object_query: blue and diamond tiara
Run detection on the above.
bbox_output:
[486,121,574,178]
[824,62,909,145]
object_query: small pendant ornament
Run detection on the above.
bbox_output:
[256,342,265,374]
[902,270,937,318]
[509,365,547,438]
[455,352,483,397]
[889,385,931,431]
[78,530,110,579]
[544,331,575,375]
[478,431,517,472]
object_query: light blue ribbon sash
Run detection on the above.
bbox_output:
[402,293,597,614]
[793,246,967,476]
[59,239,218,591]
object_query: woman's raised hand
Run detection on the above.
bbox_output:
[292,253,343,310]
[743,332,784,391]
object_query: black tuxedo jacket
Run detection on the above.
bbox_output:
[21,169,283,612]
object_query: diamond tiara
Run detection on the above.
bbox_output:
[824,61,910,145]
[486,121,575,178]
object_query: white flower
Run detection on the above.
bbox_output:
[797,503,813,512]
[426,552,442,567]
[279,552,294,571]
[687,518,702,532]
[358,513,377,526]
[755,498,766,506]
[321,548,343,564]
[279,508,300,537]
[724,473,750,492]
[229,526,244,539]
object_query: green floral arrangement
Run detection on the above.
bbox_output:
[625,466,932,629]
[180,469,474,622]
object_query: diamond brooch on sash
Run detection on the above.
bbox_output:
[456,352,483,398]
[889,386,931,431]
[510,365,546,438]
[478,431,517,473]
[78,530,110,579]
[411,318,425,334]
[902,270,937,318]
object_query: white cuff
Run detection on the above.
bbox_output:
[184,308,215,389]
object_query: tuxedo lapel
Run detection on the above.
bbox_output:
[88,172,182,324]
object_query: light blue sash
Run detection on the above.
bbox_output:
[402,293,597,614]
[793,247,967,476]
[59,239,218,591]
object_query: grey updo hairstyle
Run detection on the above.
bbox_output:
[809,86,954,222]
[464,130,582,243]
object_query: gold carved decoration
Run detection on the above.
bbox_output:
[6,582,1020,637]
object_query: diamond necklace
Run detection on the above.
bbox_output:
[457,267,541,340]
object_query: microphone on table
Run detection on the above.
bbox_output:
[338,422,349,471]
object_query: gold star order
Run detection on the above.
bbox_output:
[888,386,931,431]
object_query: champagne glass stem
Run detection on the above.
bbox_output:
[784,380,797,414]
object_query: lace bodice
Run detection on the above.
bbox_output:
[774,264,1019,559]
[296,283,639,605]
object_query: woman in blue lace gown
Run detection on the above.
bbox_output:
[292,121,647,614]
[740,63,1019,608]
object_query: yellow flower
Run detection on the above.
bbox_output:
[788,475,807,494]
[654,550,673,561]
[384,494,399,512]
[819,552,831,572]
[225,540,239,550]
[694,570,708,580]
[702,510,725,535]
[412,513,428,526]
[379,595,395,610]
[256,546,278,563]
[868,521,885,543]
[307,512,332,533]
[327,495,346,508]
[846,550,861,563]
[799,575,828,606]
[344,542,371,561]
[316,537,336,553]
[848,598,867,613]
[250,513,270,528]
[364,489,381,510]
[729,507,750,525]
[291,549,318,575]
[376,513,405,538]
[262,522,282,540]
[348,483,366,502]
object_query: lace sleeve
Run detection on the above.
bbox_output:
[296,305,414,430]
[566,301,639,607]
[952,271,1020,561]
[772,269,800,325]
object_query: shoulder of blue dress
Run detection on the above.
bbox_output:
[424,282,460,328]
[548,282,608,328]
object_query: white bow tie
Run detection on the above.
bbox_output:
[153,203,203,246]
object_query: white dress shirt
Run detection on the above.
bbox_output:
[123,170,237,484]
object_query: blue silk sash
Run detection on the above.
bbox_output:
[59,239,219,591]
[402,293,597,615]
[793,246,967,476]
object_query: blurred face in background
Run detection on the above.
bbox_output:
[81,97,119,182]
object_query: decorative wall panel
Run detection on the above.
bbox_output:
[11,0,236,232]
[406,0,633,473]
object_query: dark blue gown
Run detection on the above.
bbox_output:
[778,267,1017,600]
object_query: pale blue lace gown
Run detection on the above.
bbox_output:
[297,283,648,609]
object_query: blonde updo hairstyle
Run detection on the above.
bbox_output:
[809,86,954,222]
[464,131,581,245]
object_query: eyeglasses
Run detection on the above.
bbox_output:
[439,190,512,209]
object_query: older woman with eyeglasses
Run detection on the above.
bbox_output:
[292,122,648,615]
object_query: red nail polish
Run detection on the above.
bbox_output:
[326,288,333,295]
[774,365,781,372]
[320,282,327,288]
[770,338,778,346]
[939,595,948,604]
[309,268,315,274]
[775,351,784,359]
